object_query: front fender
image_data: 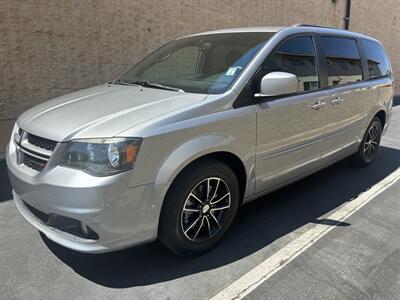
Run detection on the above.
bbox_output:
[152,130,256,206]
[155,133,235,186]
[126,104,257,224]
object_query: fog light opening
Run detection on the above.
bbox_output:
[22,201,100,240]
[48,214,99,240]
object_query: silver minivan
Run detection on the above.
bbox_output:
[6,24,394,255]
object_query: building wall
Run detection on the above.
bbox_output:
[0,0,398,153]
[350,0,400,93]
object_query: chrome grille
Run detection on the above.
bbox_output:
[27,133,57,151]
[16,131,58,173]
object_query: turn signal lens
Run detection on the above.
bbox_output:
[125,144,139,163]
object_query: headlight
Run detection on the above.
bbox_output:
[12,122,23,144]
[61,138,142,176]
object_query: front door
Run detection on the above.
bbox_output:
[254,35,328,193]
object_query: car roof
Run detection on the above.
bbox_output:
[188,24,380,44]
[190,26,284,35]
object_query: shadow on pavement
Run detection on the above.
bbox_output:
[0,160,12,202]
[41,146,400,288]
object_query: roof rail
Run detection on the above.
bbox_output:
[292,23,341,30]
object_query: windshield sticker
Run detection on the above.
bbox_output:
[226,67,239,76]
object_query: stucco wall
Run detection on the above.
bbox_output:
[350,0,400,93]
[0,0,398,153]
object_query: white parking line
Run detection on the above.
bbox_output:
[211,167,400,300]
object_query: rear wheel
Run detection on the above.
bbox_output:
[158,159,240,256]
[353,117,382,166]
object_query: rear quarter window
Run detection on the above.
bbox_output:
[361,39,392,79]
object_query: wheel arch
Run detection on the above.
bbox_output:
[374,110,386,128]
[154,134,252,203]
[360,106,388,142]
[168,151,248,201]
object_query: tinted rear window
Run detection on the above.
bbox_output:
[320,37,363,86]
[361,39,392,79]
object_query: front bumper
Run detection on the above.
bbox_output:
[6,141,165,253]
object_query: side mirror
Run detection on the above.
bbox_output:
[255,71,298,98]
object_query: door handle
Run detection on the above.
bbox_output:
[311,101,326,110]
[330,96,343,105]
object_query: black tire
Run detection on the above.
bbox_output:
[353,117,382,166]
[158,159,240,256]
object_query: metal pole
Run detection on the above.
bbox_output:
[343,0,352,30]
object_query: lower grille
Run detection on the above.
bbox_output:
[22,153,47,171]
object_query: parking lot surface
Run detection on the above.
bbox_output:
[1,102,400,300]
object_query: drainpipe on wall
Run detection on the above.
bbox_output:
[343,0,351,30]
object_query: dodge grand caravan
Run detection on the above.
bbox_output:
[6,24,394,255]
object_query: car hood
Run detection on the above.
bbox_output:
[18,85,207,142]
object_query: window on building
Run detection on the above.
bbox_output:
[361,39,392,79]
[320,37,363,86]
[260,36,319,92]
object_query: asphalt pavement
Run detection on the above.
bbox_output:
[1,102,400,300]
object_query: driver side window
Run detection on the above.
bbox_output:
[260,36,319,92]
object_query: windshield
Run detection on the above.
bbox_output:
[119,32,275,94]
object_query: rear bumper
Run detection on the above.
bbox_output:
[7,141,166,253]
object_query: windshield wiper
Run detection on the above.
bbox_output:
[112,79,136,86]
[129,80,184,92]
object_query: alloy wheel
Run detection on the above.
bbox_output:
[363,122,380,162]
[180,177,231,243]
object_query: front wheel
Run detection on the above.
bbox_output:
[158,159,240,256]
[353,117,382,166]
